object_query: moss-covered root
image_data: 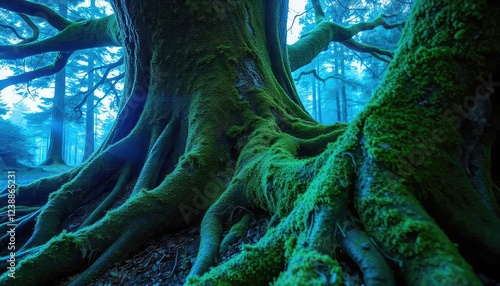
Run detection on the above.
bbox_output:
[0,180,184,286]
[356,159,481,285]
[189,181,251,277]
[187,228,285,286]
[68,222,147,286]
[0,232,91,286]
[20,136,140,250]
[275,205,343,286]
[275,248,342,286]
[219,213,253,258]
[340,229,395,286]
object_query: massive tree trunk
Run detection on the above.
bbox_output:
[0,0,499,285]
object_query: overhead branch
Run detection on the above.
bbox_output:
[0,15,121,60]
[0,24,25,41]
[0,52,72,90]
[348,14,405,35]
[287,7,313,33]
[79,57,124,83]
[287,0,405,71]
[342,39,393,62]
[18,13,39,44]
[0,13,39,44]
[0,0,72,31]
[294,69,358,86]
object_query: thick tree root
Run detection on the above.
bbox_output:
[0,166,210,285]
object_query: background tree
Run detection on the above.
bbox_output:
[0,0,499,286]
[0,0,122,166]
[293,0,410,123]
[0,102,33,169]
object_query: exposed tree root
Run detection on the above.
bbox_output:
[0,208,40,247]
[78,163,132,229]
[187,225,286,285]
[189,180,251,277]
[340,229,395,286]
[219,213,253,258]
[356,155,482,285]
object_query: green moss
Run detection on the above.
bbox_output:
[276,248,342,286]
[187,234,285,285]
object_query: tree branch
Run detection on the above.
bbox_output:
[0,13,41,44]
[294,69,358,86]
[0,52,72,90]
[0,15,121,60]
[0,24,26,41]
[18,13,39,44]
[0,0,72,31]
[287,0,404,71]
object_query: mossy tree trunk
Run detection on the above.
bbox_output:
[0,0,499,285]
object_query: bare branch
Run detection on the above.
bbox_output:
[341,39,393,62]
[294,69,354,85]
[0,52,72,90]
[287,7,313,33]
[73,57,124,116]
[349,14,404,34]
[18,13,39,44]
[0,13,43,44]
[0,0,72,31]
[0,24,25,41]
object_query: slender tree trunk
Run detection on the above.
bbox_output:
[340,54,348,122]
[40,68,66,165]
[316,61,322,123]
[40,1,67,166]
[83,60,95,161]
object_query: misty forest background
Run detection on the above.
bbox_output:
[0,0,410,171]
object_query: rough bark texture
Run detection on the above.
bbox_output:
[0,0,499,285]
